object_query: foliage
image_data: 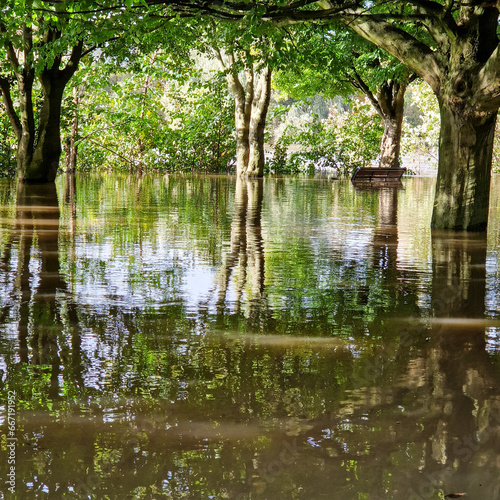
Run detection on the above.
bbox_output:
[266,98,382,175]
[0,111,16,178]
[274,24,410,101]
[64,54,235,173]
[400,81,440,171]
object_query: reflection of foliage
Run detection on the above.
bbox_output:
[1,175,499,499]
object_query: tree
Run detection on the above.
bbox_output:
[341,2,500,230]
[282,1,500,229]
[214,50,271,177]
[276,27,415,170]
[0,1,145,183]
[202,25,273,177]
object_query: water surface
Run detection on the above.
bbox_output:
[1,174,500,499]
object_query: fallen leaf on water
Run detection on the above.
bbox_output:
[444,494,466,499]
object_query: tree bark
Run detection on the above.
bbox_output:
[231,64,271,177]
[247,67,272,177]
[18,77,66,183]
[431,101,496,231]
[214,47,271,177]
[377,81,406,169]
[233,69,253,177]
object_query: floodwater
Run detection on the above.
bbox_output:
[0,174,500,499]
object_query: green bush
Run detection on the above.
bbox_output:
[63,62,235,173]
[266,100,382,175]
[0,110,17,179]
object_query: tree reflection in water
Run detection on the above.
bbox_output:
[0,175,499,499]
[215,177,266,325]
[2,185,64,397]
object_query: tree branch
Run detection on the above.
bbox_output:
[0,78,22,141]
[476,44,500,111]
[345,14,442,92]
[61,40,84,84]
[0,22,22,78]
[347,67,382,116]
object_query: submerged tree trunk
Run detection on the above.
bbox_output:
[349,72,408,170]
[432,103,496,231]
[214,48,272,177]
[377,81,406,169]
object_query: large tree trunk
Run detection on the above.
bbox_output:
[18,78,66,183]
[431,101,497,231]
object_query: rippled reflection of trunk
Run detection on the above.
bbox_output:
[14,184,83,395]
[14,184,63,395]
[431,232,487,319]
[372,188,398,274]
[427,232,499,471]
[64,172,77,235]
[216,178,265,320]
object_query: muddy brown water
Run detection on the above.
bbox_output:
[0,174,499,499]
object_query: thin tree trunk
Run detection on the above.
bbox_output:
[66,86,79,172]
[247,67,272,177]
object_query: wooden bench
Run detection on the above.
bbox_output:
[351,167,406,183]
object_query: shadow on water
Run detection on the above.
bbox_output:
[0,175,499,499]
